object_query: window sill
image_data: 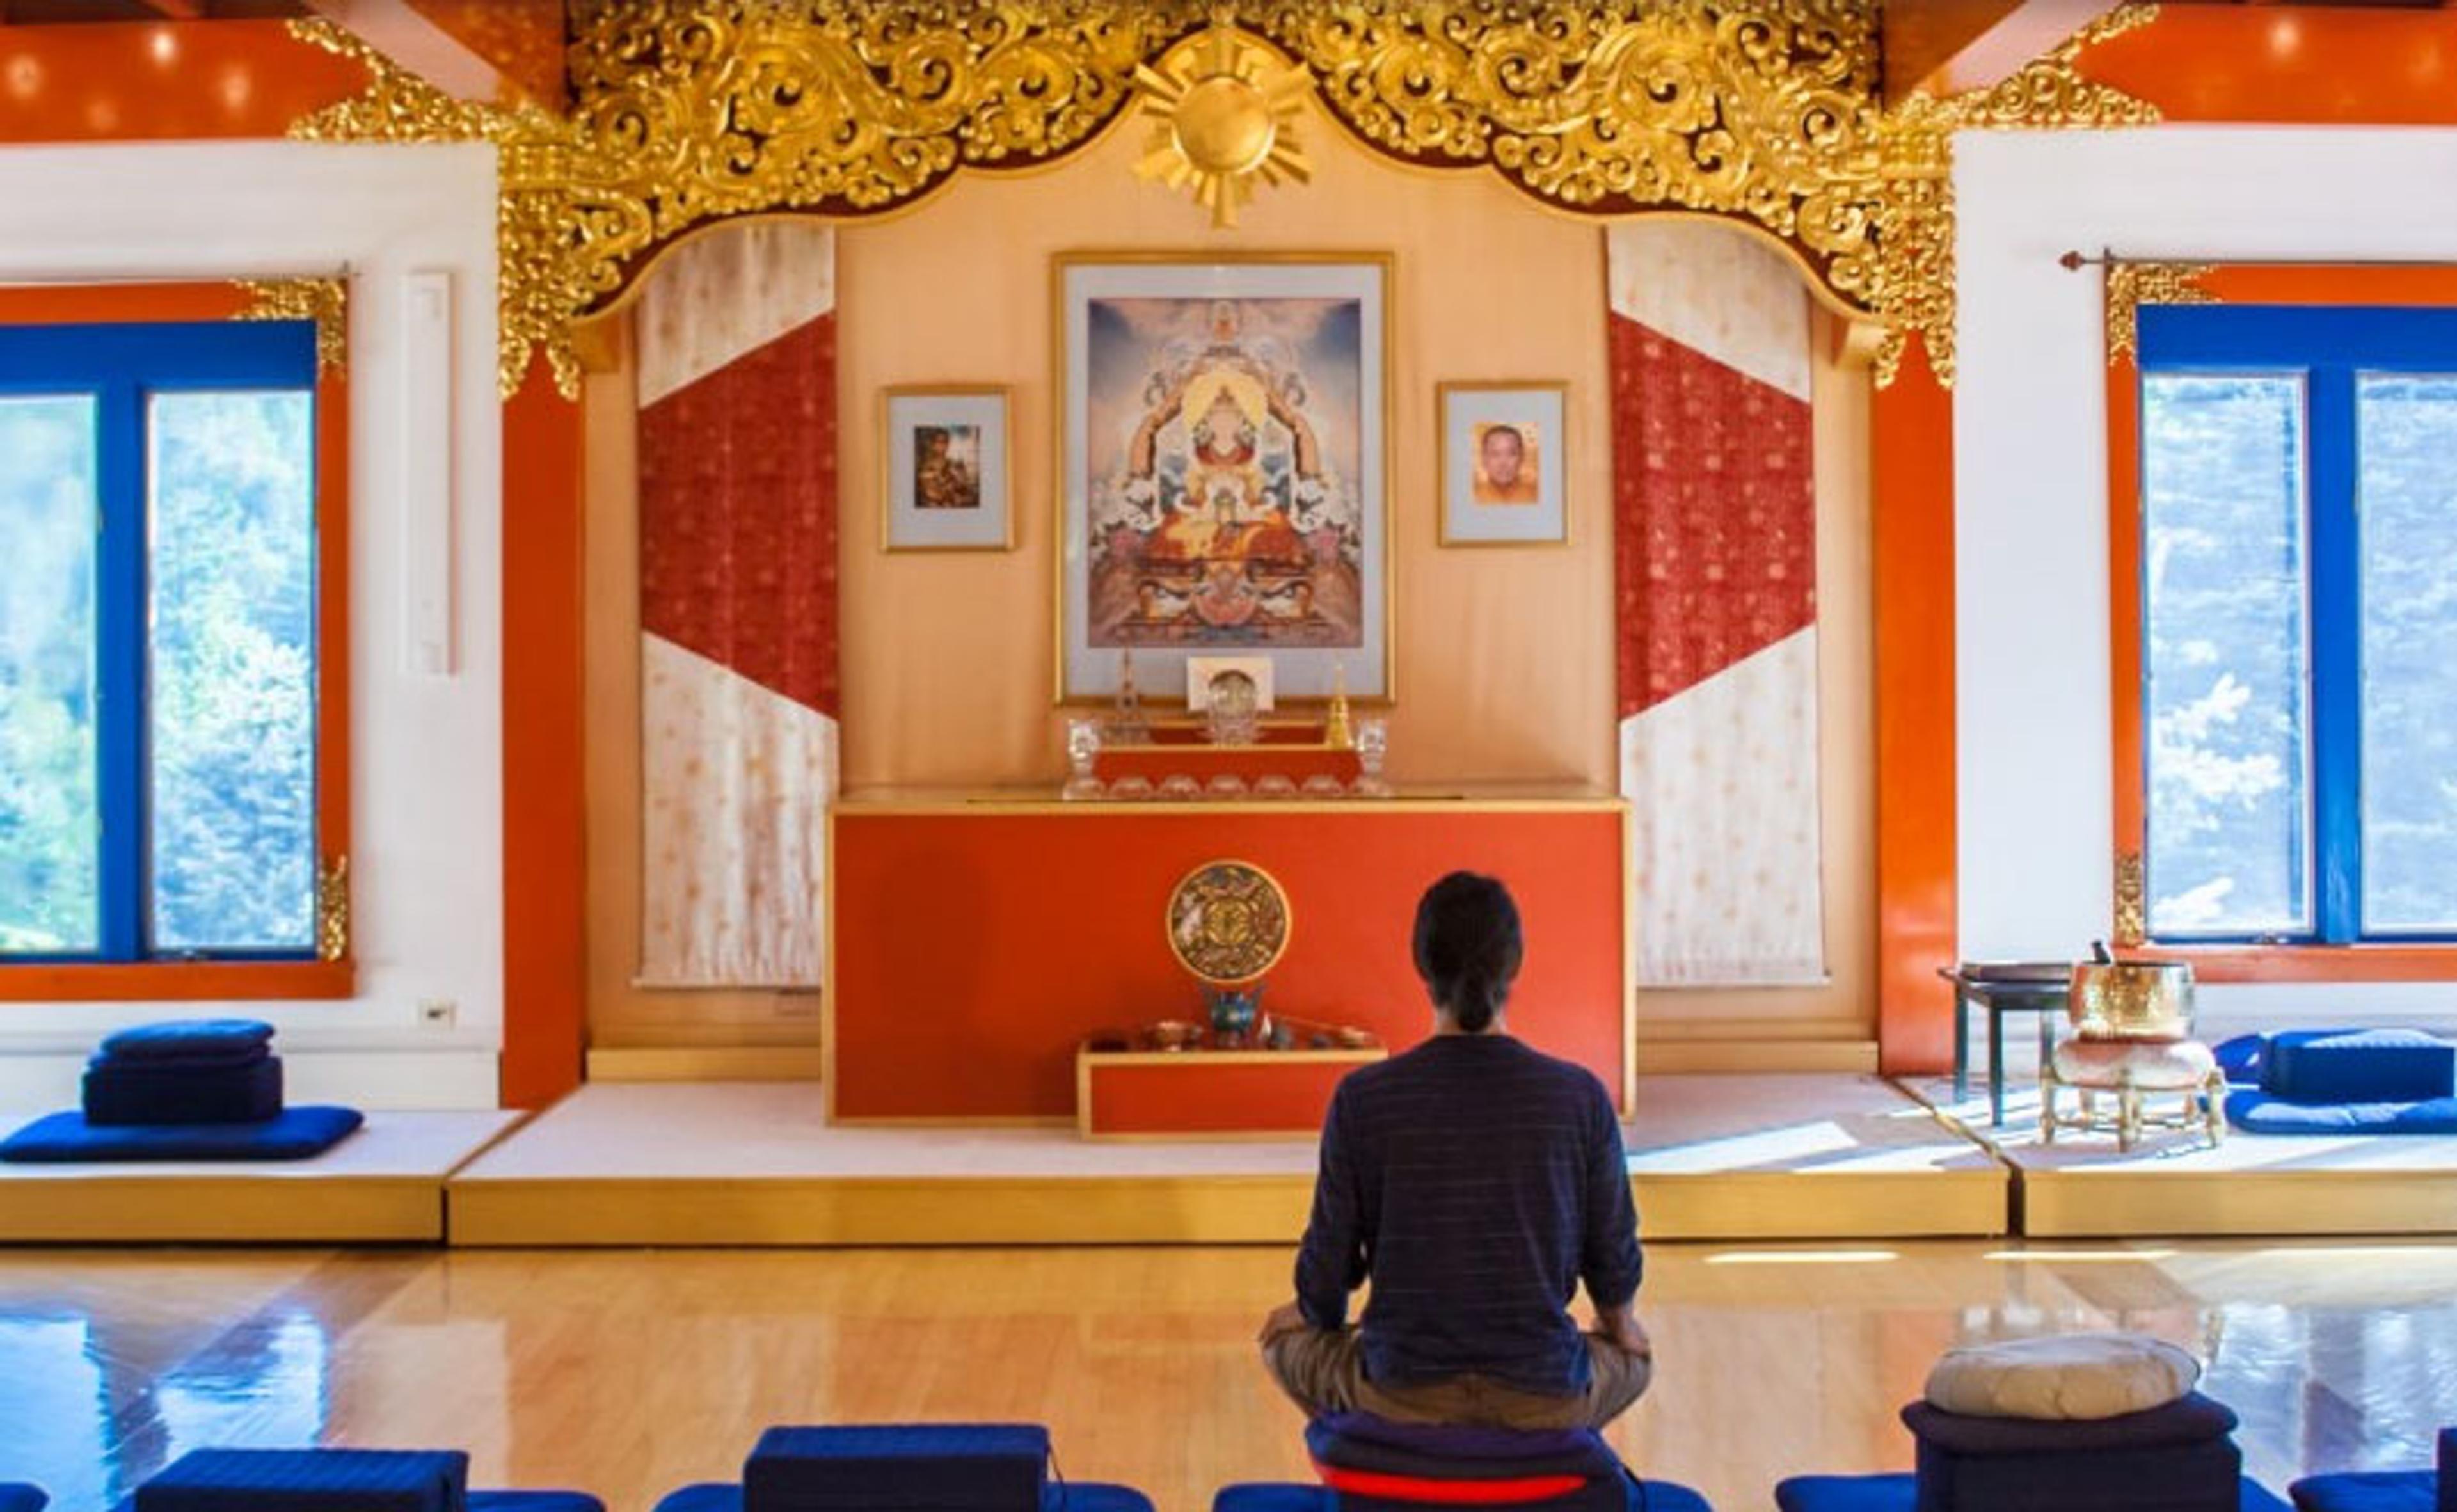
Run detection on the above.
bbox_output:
[0,960,355,1002]
[2129,945,2457,985]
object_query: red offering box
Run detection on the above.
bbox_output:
[1077,1039,1385,1139]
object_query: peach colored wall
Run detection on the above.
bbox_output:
[584,93,1877,1051]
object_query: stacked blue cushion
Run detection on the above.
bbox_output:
[2227,1030,2457,1136]
[123,1449,602,1512]
[1772,1395,2291,1512]
[0,1484,45,1512]
[1774,1474,2293,1511]
[1209,1415,1711,1512]
[2262,1031,2456,1105]
[653,1423,1154,1512]
[85,1020,283,1126]
[2288,1426,2455,1512]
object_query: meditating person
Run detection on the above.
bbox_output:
[1259,871,1651,1429]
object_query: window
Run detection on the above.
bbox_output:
[0,320,323,967]
[2135,304,2457,944]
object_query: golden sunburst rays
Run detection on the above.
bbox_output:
[1133,24,1312,229]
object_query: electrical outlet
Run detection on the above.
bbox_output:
[417,999,458,1028]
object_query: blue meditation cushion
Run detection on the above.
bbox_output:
[467,1495,606,1512]
[2289,1473,2440,1511]
[98,1020,275,1061]
[1778,1477,2289,1512]
[653,1490,740,1512]
[2262,1031,2455,1105]
[0,1105,362,1163]
[83,1056,283,1127]
[1904,1394,2242,1512]
[744,1424,1049,1510]
[0,1485,45,1512]
[1035,1487,1154,1512]
[2227,1091,2457,1136]
[2447,1429,2454,1512]
[1302,1415,1648,1512]
[134,1449,466,1512]
[1211,1492,1328,1512]
[2214,1035,2268,1086]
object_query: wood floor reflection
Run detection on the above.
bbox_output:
[0,1239,2451,1512]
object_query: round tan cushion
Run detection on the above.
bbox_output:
[1925,1332,2202,1420]
[2051,1036,2217,1091]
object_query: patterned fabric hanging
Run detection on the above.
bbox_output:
[1607,221,1827,987]
[633,223,840,987]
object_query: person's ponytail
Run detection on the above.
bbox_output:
[1412,873,1524,1030]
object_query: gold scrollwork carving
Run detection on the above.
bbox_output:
[285,1,2167,395]
[2105,260,2217,364]
[235,276,350,374]
[317,854,351,964]
[2113,850,2147,949]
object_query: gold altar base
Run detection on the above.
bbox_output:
[441,1076,2013,1247]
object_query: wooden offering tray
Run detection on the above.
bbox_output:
[1075,1017,1385,1140]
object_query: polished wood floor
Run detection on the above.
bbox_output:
[0,1239,2451,1512]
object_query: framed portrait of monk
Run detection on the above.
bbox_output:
[1055,252,1391,703]
[882,385,1011,551]
[1438,381,1569,546]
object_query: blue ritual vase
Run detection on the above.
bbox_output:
[1205,983,1265,1042]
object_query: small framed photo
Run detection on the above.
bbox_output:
[882,386,1011,551]
[1438,381,1569,546]
[1186,655,1275,713]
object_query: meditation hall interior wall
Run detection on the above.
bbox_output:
[582,95,1876,1051]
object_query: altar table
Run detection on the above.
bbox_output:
[827,793,1632,1124]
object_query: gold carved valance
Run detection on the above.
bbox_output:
[287,1,2162,398]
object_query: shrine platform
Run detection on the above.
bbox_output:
[442,1074,2013,1246]
[1907,1078,2457,1239]
[0,1108,528,1243]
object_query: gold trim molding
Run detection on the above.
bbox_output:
[2105,260,2218,364]
[317,854,351,964]
[2113,849,2147,949]
[235,276,349,374]
[286,2,2164,395]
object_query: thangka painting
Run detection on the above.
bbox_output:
[1056,255,1389,702]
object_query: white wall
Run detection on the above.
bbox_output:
[1954,125,2457,1028]
[0,141,503,1108]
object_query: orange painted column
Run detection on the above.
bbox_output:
[500,359,587,1107]
[1872,337,1959,1075]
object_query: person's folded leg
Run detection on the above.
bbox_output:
[1260,1326,1369,1419]
[1580,1336,1653,1429]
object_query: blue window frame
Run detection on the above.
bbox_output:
[0,320,321,964]
[2138,303,2457,945]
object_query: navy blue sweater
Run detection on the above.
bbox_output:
[1292,1033,1643,1396]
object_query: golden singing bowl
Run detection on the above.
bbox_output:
[2069,958,2195,1040]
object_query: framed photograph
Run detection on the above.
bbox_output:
[1438,381,1570,546]
[1186,655,1275,713]
[1055,252,1391,703]
[883,386,1011,551]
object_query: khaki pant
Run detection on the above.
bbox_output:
[1262,1326,1652,1431]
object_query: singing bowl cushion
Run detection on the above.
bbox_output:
[1924,1334,2201,1421]
[2051,1037,2218,1092]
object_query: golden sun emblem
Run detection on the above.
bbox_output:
[1166,859,1293,985]
[1132,24,1312,229]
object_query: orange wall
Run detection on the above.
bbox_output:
[584,96,1879,1052]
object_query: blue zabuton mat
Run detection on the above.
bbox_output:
[2227,1091,2457,1136]
[0,1106,363,1163]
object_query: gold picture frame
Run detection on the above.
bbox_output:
[1437,379,1571,548]
[1051,250,1395,706]
[881,383,1013,552]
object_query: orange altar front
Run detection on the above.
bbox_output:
[827,796,1633,1125]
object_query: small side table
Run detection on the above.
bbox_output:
[1939,964,2073,1127]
